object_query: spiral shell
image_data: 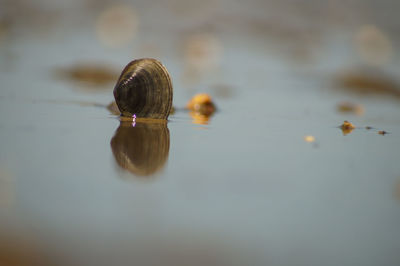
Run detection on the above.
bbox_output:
[113,58,173,119]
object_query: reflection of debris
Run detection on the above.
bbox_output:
[96,5,138,48]
[186,93,216,116]
[354,25,393,66]
[378,130,388,135]
[55,64,118,87]
[190,112,211,125]
[335,70,400,99]
[340,120,356,135]
[337,102,364,115]
[303,135,315,143]
[341,127,354,136]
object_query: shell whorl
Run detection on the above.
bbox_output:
[113,58,173,119]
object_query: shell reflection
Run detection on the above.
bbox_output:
[110,121,170,177]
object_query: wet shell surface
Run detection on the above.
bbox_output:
[113,58,173,119]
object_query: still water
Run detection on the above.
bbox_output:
[1,0,400,265]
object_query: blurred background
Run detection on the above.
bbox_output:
[1,0,400,265]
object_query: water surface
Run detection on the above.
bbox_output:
[1,1,400,265]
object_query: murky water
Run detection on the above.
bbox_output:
[1,0,400,265]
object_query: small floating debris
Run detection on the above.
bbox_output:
[337,101,364,115]
[186,93,216,125]
[341,120,356,130]
[338,121,389,136]
[303,135,315,143]
[303,135,319,148]
[340,120,356,135]
[186,93,216,116]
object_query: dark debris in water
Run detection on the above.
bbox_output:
[338,120,389,136]
[335,69,400,99]
[336,101,364,115]
[54,63,118,88]
[340,120,356,135]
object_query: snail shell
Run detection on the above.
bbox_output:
[113,58,173,119]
